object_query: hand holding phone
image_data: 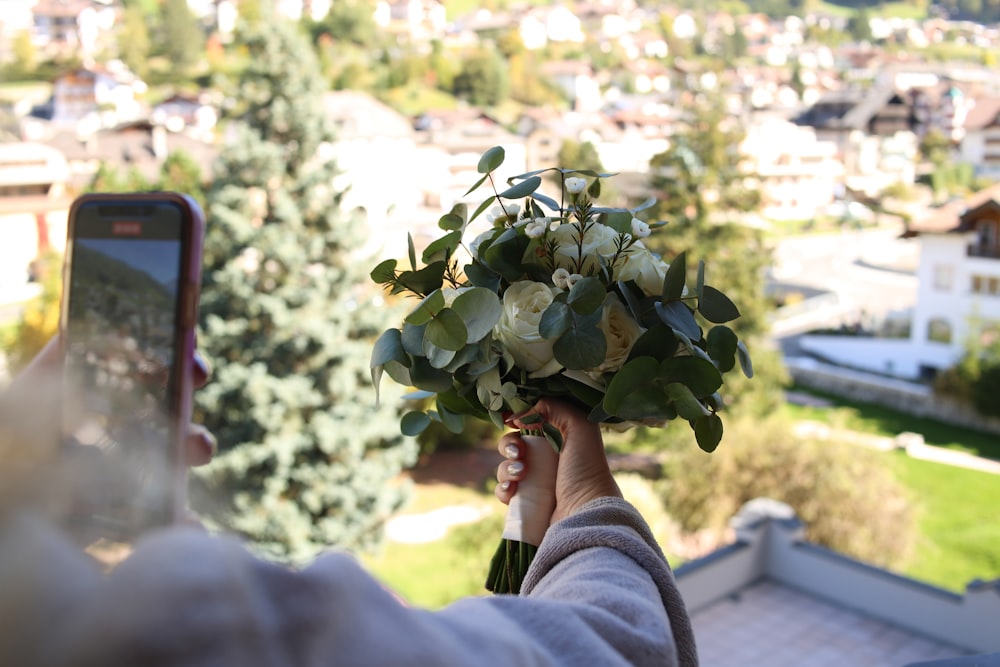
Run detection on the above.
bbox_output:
[59,193,204,543]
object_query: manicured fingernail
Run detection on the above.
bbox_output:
[504,443,519,459]
[506,461,524,477]
[499,481,510,492]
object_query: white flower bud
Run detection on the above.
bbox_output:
[631,217,651,238]
[552,268,572,289]
[565,177,587,194]
[525,219,548,238]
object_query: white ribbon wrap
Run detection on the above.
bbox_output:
[501,434,559,546]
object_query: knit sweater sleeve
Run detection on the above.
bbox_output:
[0,500,696,667]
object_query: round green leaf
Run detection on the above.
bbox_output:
[737,340,754,378]
[539,300,571,339]
[568,277,606,314]
[662,251,686,301]
[397,260,446,296]
[659,356,723,397]
[478,146,505,174]
[666,383,710,420]
[422,230,463,263]
[706,325,738,372]
[451,287,502,343]
[405,289,445,326]
[603,356,658,415]
[693,413,724,453]
[426,308,468,351]
[371,328,405,368]
[656,300,701,341]
[401,411,431,436]
[370,259,397,284]
[552,311,605,370]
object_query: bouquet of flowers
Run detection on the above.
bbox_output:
[371,146,752,593]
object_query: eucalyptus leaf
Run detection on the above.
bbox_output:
[567,277,606,314]
[628,323,679,362]
[737,340,754,378]
[587,177,601,199]
[400,322,426,356]
[407,233,417,271]
[370,259,397,284]
[464,261,501,291]
[435,402,466,434]
[371,328,405,368]
[499,176,542,200]
[655,301,701,341]
[698,285,741,323]
[405,289,445,326]
[451,287,502,343]
[478,146,505,174]
[424,340,457,369]
[463,174,489,197]
[470,194,498,223]
[426,308,468,351]
[409,357,453,392]
[603,356,658,415]
[662,251,686,301]
[552,311,605,370]
[602,211,633,235]
[666,383,710,420]
[422,230,462,263]
[696,260,705,300]
[401,411,431,436]
[706,325,738,372]
[659,356,723,397]
[693,414,724,453]
[384,359,412,387]
[483,230,530,281]
[438,203,468,230]
[531,191,560,212]
[397,261,446,295]
[539,300,571,339]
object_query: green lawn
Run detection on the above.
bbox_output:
[891,453,1000,591]
[784,387,1000,461]
[364,511,502,608]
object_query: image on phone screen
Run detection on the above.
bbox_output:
[62,204,185,541]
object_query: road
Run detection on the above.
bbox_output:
[768,223,919,341]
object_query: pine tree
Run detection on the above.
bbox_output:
[192,17,416,563]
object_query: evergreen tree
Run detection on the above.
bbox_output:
[645,91,784,417]
[192,17,416,563]
[156,0,204,79]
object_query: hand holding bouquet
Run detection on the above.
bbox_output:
[371,146,752,593]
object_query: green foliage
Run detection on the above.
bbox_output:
[661,414,917,569]
[155,0,205,79]
[192,16,416,564]
[452,49,509,107]
[118,4,152,79]
[308,0,380,48]
[971,363,1000,417]
[371,147,752,455]
[644,89,784,418]
[0,252,62,375]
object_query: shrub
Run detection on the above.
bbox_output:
[660,415,916,568]
[614,472,679,552]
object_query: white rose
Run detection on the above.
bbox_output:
[565,177,587,194]
[587,297,645,376]
[550,222,621,274]
[617,244,669,297]
[495,281,563,378]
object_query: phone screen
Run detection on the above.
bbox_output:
[62,201,187,542]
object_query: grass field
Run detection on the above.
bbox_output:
[784,386,1000,461]
[891,453,1000,591]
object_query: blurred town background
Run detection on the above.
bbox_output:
[0,0,998,659]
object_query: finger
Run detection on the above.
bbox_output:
[192,351,211,389]
[184,423,217,467]
[494,479,516,505]
[496,457,525,484]
[497,432,523,460]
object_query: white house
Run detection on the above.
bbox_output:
[740,117,844,221]
[798,184,1000,381]
[51,66,143,129]
[959,96,1000,181]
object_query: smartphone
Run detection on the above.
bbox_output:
[58,192,204,544]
